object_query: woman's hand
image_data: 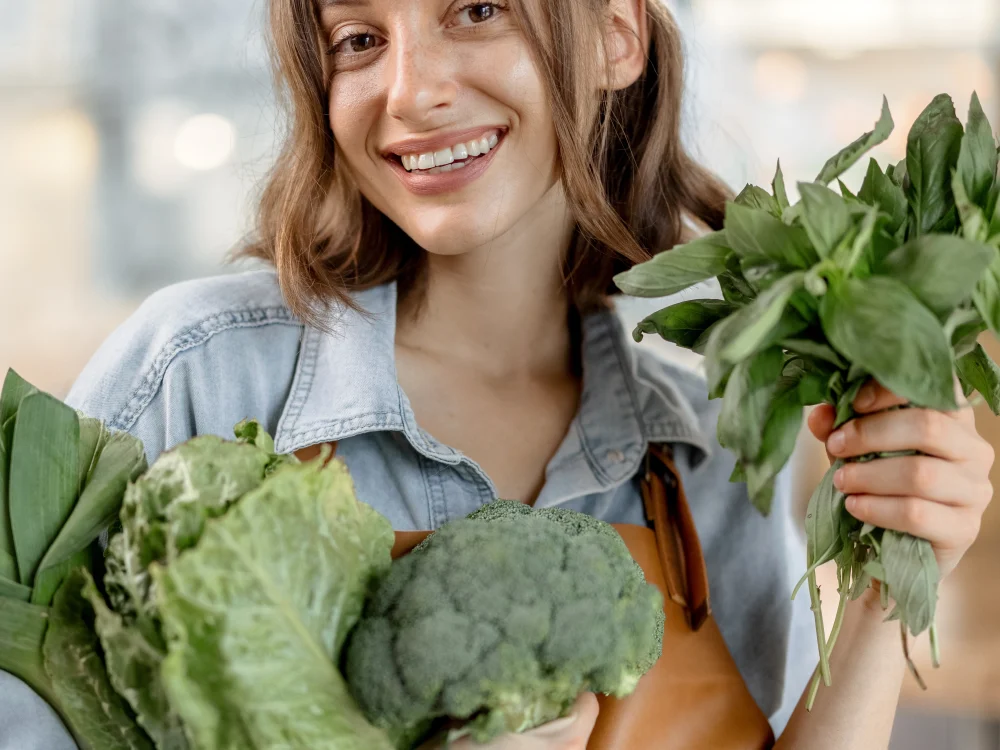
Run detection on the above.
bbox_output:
[420,693,599,750]
[807,376,994,580]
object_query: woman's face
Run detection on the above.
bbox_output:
[319,0,562,257]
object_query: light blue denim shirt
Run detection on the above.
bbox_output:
[0,269,815,747]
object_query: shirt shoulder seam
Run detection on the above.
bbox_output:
[109,306,301,432]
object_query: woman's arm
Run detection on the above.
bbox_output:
[776,376,994,749]
[774,588,904,749]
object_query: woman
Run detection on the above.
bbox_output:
[1,0,993,748]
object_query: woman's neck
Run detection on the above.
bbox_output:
[395,184,578,382]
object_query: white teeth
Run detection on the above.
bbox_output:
[399,131,502,172]
[433,148,455,167]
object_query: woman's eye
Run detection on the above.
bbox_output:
[345,33,377,53]
[458,3,501,24]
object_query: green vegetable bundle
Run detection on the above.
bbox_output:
[2,379,663,749]
[345,500,664,748]
[614,91,1000,708]
[0,369,148,747]
[84,423,397,750]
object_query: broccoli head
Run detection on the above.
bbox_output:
[344,500,664,747]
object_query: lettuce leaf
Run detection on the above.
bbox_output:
[43,569,152,749]
[153,458,395,750]
[104,436,273,622]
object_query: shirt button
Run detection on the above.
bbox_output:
[607,449,626,464]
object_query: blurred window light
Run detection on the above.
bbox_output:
[951,53,995,102]
[754,51,808,103]
[173,114,235,172]
[132,100,190,195]
[694,0,1000,51]
[8,108,98,190]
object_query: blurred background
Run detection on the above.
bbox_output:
[1,0,998,746]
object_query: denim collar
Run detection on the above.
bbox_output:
[273,281,710,502]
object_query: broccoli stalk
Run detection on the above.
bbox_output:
[344,500,664,748]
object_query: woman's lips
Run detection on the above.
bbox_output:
[386,132,505,196]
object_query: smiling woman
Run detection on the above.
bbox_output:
[242,0,730,326]
[1,0,995,749]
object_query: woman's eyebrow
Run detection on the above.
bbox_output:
[320,0,370,7]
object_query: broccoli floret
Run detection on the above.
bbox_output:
[344,500,664,747]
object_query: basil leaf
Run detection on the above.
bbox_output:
[780,338,848,369]
[858,158,907,234]
[797,183,851,259]
[956,92,998,207]
[741,262,784,293]
[718,254,756,305]
[805,460,847,569]
[838,179,858,201]
[880,530,939,635]
[43,569,153,750]
[832,204,880,277]
[717,347,784,462]
[613,231,731,297]
[735,184,781,217]
[835,378,867,430]
[890,158,908,188]
[744,388,803,515]
[874,235,993,317]
[946,307,987,359]
[720,271,808,363]
[953,169,989,243]
[726,203,817,269]
[989,183,1000,240]
[772,161,790,212]
[906,94,965,236]
[956,343,1000,415]
[820,277,957,410]
[632,299,737,349]
[798,372,830,405]
[691,319,723,355]
[816,96,894,185]
[729,461,746,484]
[974,246,1000,335]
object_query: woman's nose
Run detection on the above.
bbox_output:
[384,33,459,125]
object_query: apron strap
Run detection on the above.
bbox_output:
[641,443,711,631]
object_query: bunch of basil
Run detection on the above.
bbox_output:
[615,92,1000,709]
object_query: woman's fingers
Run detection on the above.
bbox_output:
[845,494,983,552]
[833,455,990,507]
[825,406,988,464]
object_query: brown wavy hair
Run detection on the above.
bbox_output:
[241,0,732,327]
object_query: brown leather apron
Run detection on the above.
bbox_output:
[296,442,774,749]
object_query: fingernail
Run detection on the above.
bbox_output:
[827,431,845,453]
[833,467,845,488]
[855,384,874,409]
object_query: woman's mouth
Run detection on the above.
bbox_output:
[384,128,507,196]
